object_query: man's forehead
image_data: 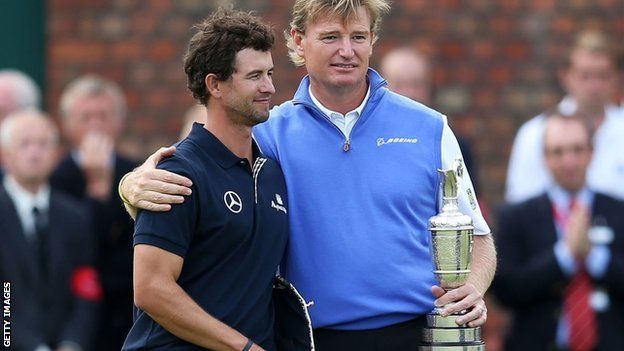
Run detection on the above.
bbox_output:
[570,49,615,68]
[233,49,273,73]
[545,119,589,145]
[307,7,371,30]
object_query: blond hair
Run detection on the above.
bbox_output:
[286,0,390,66]
[564,29,616,67]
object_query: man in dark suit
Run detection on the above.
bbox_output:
[0,109,100,351]
[494,112,624,351]
[50,75,138,351]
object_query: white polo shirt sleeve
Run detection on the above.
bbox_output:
[440,116,491,235]
[505,114,551,203]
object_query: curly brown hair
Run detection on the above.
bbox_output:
[184,7,274,105]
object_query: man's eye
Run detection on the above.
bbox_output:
[322,35,337,41]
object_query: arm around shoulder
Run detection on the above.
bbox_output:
[118,146,193,219]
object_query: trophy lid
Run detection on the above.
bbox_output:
[429,158,473,231]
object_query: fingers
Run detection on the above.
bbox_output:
[435,284,477,308]
[456,301,488,327]
[79,132,115,171]
[567,204,591,258]
[431,285,446,299]
[157,169,193,188]
[435,284,481,316]
[135,200,172,212]
[136,169,193,193]
[138,190,184,204]
[433,284,488,327]
[147,146,177,166]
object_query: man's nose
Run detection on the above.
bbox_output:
[260,76,275,94]
[338,38,354,58]
[87,114,106,130]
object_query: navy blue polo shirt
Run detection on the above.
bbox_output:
[123,123,289,350]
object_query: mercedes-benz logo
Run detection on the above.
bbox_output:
[223,191,243,213]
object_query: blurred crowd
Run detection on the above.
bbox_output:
[0,14,622,351]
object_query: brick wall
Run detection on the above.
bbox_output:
[47,0,623,206]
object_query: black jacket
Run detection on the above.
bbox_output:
[0,185,99,350]
[493,192,624,351]
[50,153,138,350]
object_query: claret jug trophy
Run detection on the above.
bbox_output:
[420,159,485,351]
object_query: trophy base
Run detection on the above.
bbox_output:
[419,311,485,351]
[419,345,485,351]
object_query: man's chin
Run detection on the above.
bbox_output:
[330,76,366,90]
[247,112,269,126]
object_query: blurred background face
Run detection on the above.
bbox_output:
[2,116,58,186]
[381,50,431,104]
[544,118,593,193]
[65,92,123,146]
[561,49,618,112]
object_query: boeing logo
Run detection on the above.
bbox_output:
[376,137,418,147]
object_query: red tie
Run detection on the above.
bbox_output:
[553,199,598,351]
[564,269,598,351]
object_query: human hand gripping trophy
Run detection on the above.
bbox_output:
[420,159,485,351]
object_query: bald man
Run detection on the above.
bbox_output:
[380,47,432,104]
[0,70,40,122]
[0,70,41,178]
[0,109,100,351]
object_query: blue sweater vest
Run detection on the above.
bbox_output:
[253,69,444,330]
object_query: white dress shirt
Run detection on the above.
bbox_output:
[308,85,370,139]
[3,175,50,241]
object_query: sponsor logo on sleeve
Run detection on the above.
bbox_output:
[271,194,287,214]
[466,188,477,211]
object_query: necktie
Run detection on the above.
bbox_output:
[32,206,49,283]
[554,199,598,351]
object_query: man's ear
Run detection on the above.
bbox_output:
[292,27,305,58]
[369,32,376,56]
[205,74,222,99]
[558,67,570,92]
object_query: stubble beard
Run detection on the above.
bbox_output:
[226,99,269,128]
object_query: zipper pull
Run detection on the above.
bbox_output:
[343,138,350,152]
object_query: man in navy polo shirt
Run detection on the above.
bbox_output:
[121,8,287,351]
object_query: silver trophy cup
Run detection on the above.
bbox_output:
[420,159,485,351]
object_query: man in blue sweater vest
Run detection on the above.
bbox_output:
[120,1,497,349]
